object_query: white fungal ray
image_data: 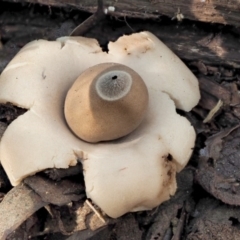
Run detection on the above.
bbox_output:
[0,32,200,218]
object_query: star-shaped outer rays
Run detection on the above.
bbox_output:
[0,32,200,218]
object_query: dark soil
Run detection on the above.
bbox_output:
[1,1,240,240]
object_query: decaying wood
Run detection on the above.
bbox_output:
[3,0,240,27]
[1,7,240,69]
[86,21,240,68]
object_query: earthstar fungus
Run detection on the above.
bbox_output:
[0,32,200,218]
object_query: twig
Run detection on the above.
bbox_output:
[70,0,105,36]
[203,99,223,123]
[86,199,106,224]
[171,206,186,240]
[124,15,134,32]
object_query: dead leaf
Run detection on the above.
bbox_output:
[187,198,240,240]
[197,126,240,205]
[24,174,85,206]
[0,184,45,240]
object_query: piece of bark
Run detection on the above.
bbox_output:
[1,4,240,69]
[85,20,240,68]
[3,0,240,27]
[0,184,46,240]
